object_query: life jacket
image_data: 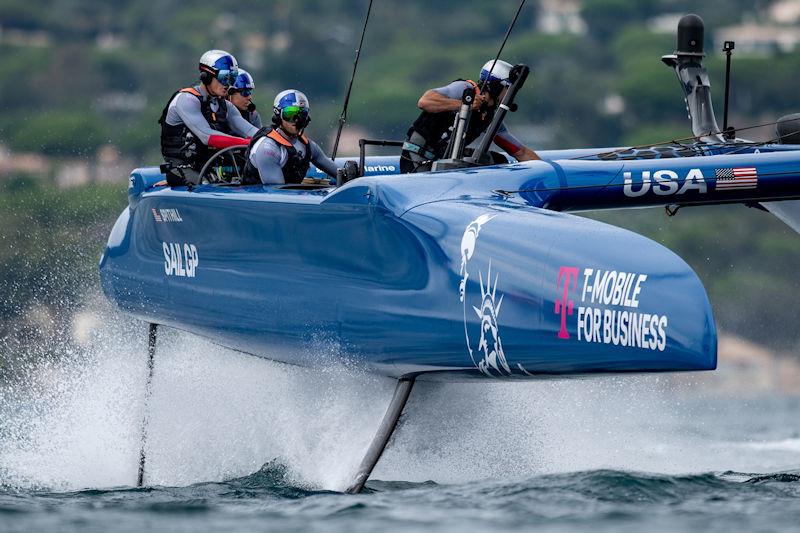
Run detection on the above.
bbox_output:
[240,103,259,128]
[407,79,496,160]
[158,86,230,169]
[243,127,312,185]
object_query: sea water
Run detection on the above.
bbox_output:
[1,308,798,532]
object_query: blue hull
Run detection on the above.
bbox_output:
[98,152,769,380]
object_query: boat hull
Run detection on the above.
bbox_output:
[100,168,716,380]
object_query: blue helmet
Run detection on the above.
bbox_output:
[272,89,311,128]
[231,69,255,93]
[199,49,239,87]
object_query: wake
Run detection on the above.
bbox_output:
[1,301,797,492]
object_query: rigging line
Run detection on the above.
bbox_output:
[569,119,788,162]
[532,136,796,196]
[331,0,374,160]
[494,168,800,196]
[479,0,527,95]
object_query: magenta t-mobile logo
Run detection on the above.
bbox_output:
[555,266,579,339]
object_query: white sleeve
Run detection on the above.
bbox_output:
[309,140,338,178]
[225,101,259,138]
[249,138,286,184]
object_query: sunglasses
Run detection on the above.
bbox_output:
[281,105,309,123]
[235,89,253,97]
[216,69,238,87]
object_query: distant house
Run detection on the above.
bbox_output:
[0,144,50,177]
[767,0,800,25]
[537,0,587,35]
[715,24,800,56]
[648,13,686,34]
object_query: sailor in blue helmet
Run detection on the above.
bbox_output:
[158,50,259,181]
[244,89,338,184]
[401,59,540,173]
[227,69,262,129]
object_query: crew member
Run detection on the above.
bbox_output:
[401,59,540,173]
[159,50,259,177]
[227,69,262,129]
[245,89,338,184]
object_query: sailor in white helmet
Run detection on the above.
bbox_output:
[244,89,338,185]
[401,59,540,173]
[158,50,258,182]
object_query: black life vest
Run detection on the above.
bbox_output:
[158,86,230,169]
[240,103,259,128]
[407,79,496,160]
[244,127,312,185]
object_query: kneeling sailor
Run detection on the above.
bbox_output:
[401,59,540,173]
[159,50,259,181]
[245,89,338,184]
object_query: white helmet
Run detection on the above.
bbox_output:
[198,49,239,87]
[479,59,513,86]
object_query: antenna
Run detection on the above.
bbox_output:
[331,0,374,160]
[479,0,527,96]
[722,40,735,139]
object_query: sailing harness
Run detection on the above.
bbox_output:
[243,127,312,184]
[158,86,230,170]
[402,79,496,172]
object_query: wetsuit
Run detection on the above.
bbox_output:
[247,128,338,184]
[401,80,525,173]
[160,84,259,170]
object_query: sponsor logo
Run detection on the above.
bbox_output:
[555,266,579,339]
[163,242,198,277]
[623,168,707,197]
[555,267,669,352]
[365,164,396,173]
[152,208,183,223]
[459,214,512,376]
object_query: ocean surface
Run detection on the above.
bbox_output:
[1,321,799,532]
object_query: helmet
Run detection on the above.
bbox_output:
[479,59,513,98]
[479,59,513,86]
[199,50,239,87]
[231,69,255,95]
[272,89,311,129]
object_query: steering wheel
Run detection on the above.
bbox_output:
[198,145,249,185]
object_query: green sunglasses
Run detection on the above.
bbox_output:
[281,105,309,123]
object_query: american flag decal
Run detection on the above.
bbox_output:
[714,167,758,190]
[151,208,163,223]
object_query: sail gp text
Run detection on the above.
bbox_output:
[163,242,198,277]
[556,267,668,352]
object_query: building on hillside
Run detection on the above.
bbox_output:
[714,24,800,56]
[0,145,50,177]
[537,0,587,35]
[766,0,800,24]
[648,13,686,34]
[94,92,147,113]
